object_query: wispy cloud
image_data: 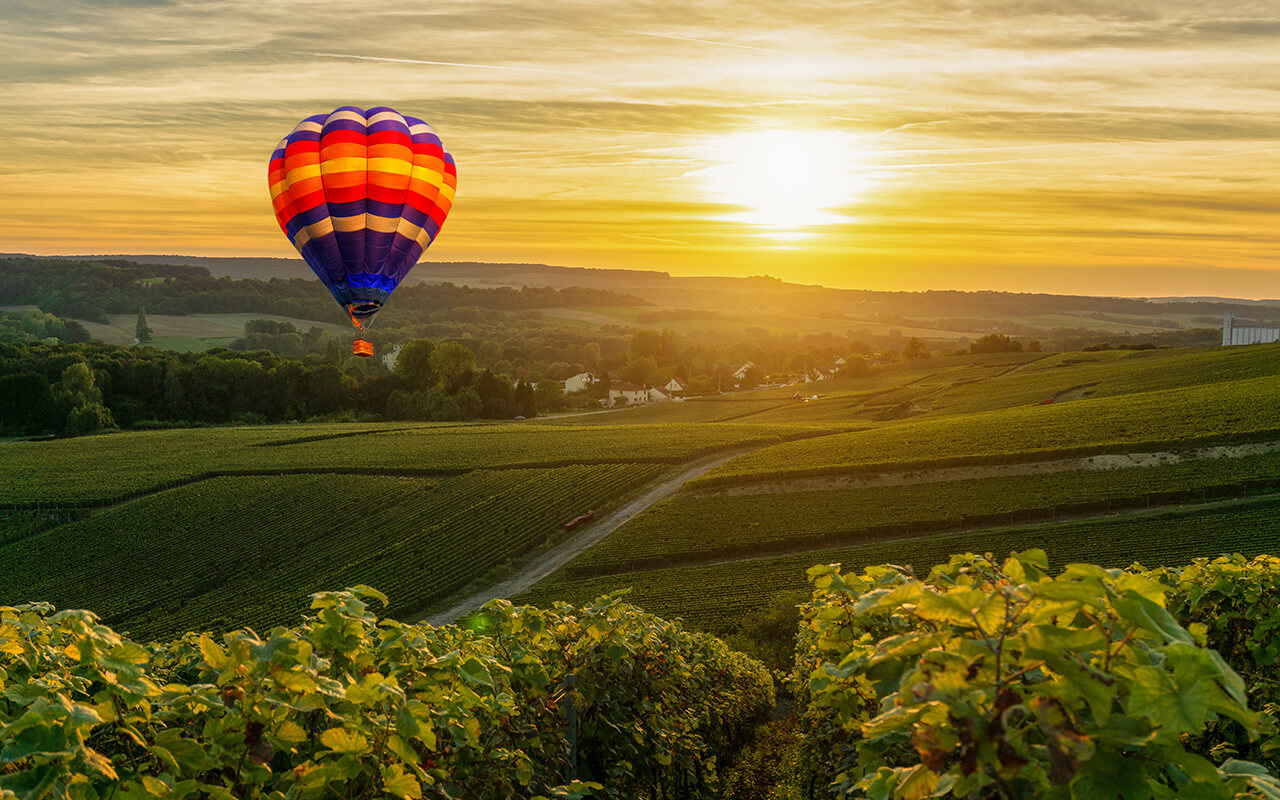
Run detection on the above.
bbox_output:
[297,51,589,77]
[0,0,1276,295]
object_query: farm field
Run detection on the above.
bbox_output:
[71,312,351,350]
[569,447,1280,572]
[519,498,1280,634]
[695,372,1280,486]
[928,343,1280,415]
[0,420,809,505]
[0,465,662,639]
[6,342,1280,643]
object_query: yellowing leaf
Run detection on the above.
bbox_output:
[197,636,226,669]
[320,727,370,754]
[382,766,422,799]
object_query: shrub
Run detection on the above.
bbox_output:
[792,550,1280,799]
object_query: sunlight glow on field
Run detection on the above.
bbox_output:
[696,130,870,232]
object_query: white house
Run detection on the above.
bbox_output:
[834,357,847,367]
[609,382,649,406]
[805,367,835,383]
[648,386,673,403]
[563,371,596,394]
[382,344,403,371]
[732,361,755,381]
[663,377,687,394]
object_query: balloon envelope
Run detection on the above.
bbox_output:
[268,106,457,342]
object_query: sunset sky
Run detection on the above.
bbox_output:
[2,0,1278,296]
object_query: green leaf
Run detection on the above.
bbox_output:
[1112,591,1193,645]
[458,656,493,688]
[1127,665,1215,734]
[350,585,389,607]
[1069,749,1152,799]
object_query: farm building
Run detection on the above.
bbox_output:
[563,371,597,394]
[663,377,687,394]
[648,386,673,403]
[1223,315,1280,346]
[609,382,649,406]
[732,361,755,381]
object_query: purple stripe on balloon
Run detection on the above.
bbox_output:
[333,228,367,278]
[325,199,367,218]
[365,199,404,218]
[283,204,332,232]
[322,118,367,135]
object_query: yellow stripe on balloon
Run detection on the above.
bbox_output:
[366,158,413,176]
[331,215,367,233]
[319,157,367,174]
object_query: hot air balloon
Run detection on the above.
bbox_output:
[268,106,457,356]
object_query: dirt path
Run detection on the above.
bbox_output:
[422,447,764,625]
[695,440,1280,497]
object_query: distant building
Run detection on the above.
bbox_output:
[805,368,834,383]
[663,377,687,394]
[609,382,649,406]
[834,357,847,367]
[564,371,596,395]
[732,361,755,381]
[382,344,403,371]
[648,386,673,403]
[1223,314,1280,346]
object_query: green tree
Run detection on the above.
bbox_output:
[970,333,1023,353]
[514,379,537,418]
[902,337,929,360]
[431,342,476,394]
[135,306,153,344]
[395,339,436,390]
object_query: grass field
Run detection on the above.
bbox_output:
[74,312,350,350]
[518,498,1280,634]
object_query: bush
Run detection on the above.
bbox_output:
[791,550,1280,799]
[0,591,772,800]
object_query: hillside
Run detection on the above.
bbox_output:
[3,341,1279,644]
[5,254,1275,345]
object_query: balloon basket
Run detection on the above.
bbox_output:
[353,339,374,358]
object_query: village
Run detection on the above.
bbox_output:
[560,355,853,407]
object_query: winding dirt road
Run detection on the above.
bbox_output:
[422,446,761,625]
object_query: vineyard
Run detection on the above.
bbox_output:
[929,341,1280,415]
[570,448,1280,572]
[519,498,1280,634]
[0,464,661,639]
[0,421,806,506]
[694,372,1280,487]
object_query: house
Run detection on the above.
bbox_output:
[608,382,649,406]
[805,367,835,383]
[563,371,596,395]
[663,377,687,394]
[834,357,847,367]
[381,344,403,371]
[732,361,755,381]
[648,386,673,403]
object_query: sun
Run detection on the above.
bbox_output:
[696,130,868,234]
